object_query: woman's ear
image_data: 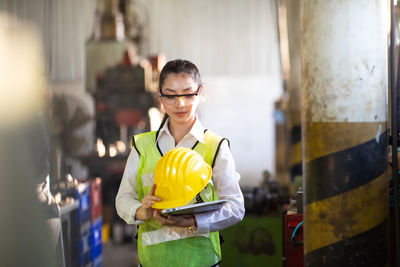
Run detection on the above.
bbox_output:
[199,85,204,95]
[159,100,165,113]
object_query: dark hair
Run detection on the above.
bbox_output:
[159,59,202,91]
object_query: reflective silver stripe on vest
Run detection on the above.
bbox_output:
[141,173,154,188]
[141,227,209,246]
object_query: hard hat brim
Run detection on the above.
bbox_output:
[151,199,189,210]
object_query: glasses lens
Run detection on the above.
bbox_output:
[161,91,198,105]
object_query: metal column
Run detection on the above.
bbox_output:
[301,1,389,266]
[286,0,302,184]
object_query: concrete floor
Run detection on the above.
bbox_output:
[103,241,138,267]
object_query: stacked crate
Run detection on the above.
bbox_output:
[76,183,92,267]
[89,178,103,267]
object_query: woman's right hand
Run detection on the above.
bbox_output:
[135,184,161,221]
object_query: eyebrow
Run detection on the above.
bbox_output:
[163,87,194,93]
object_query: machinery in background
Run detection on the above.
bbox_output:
[242,171,290,216]
[58,177,104,267]
[94,50,155,150]
[225,169,305,267]
[284,186,303,267]
[79,0,164,246]
[221,215,284,267]
[80,51,162,245]
[50,93,95,190]
[273,91,304,267]
[86,0,150,95]
[43,1,161,263]
[221,171,290,267]
[284,213,303,267]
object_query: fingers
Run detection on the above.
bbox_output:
[155,215,174,225]
[153,210,165,223]
[143,195,161,202]
[146,184,161,202]
[141,199,155,208]
[150,184,156,195]
[135,206,153,221]
[153,209,162,218]
[141,185,162,208]
[146,195,162,202]
[153,210,181,226]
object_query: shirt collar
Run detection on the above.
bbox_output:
[157,117,206,144]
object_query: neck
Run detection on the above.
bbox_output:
[168,117,196,145]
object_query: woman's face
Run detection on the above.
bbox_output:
[160,72,201,127]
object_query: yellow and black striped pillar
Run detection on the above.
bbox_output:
[286,0,302,182]
[301,1,389,266]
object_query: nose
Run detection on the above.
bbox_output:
[175,96,185,106]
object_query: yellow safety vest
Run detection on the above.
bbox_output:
[132,130,227,267]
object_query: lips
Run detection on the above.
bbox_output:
[175,111,187,117]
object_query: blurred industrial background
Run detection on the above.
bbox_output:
[0,0,398,266]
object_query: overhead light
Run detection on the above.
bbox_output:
[97,138,106,157]
[116,140,126,153]
[109,144,117,157]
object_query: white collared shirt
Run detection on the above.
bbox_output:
[115,118,245,233]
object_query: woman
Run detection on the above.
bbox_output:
[116,59,245,267]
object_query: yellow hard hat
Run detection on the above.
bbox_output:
[152,147,212,209]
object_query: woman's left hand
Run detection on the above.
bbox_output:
[153,210,194,228]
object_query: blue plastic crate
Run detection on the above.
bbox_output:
[91,218,102,247]
[91,218,102,261]
[78,229,92,255]
[91,243,102,263]
[78,249,91,267]
[76,183,91,233]
[93,255,102,267]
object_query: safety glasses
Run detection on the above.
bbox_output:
[159,87,200,105]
